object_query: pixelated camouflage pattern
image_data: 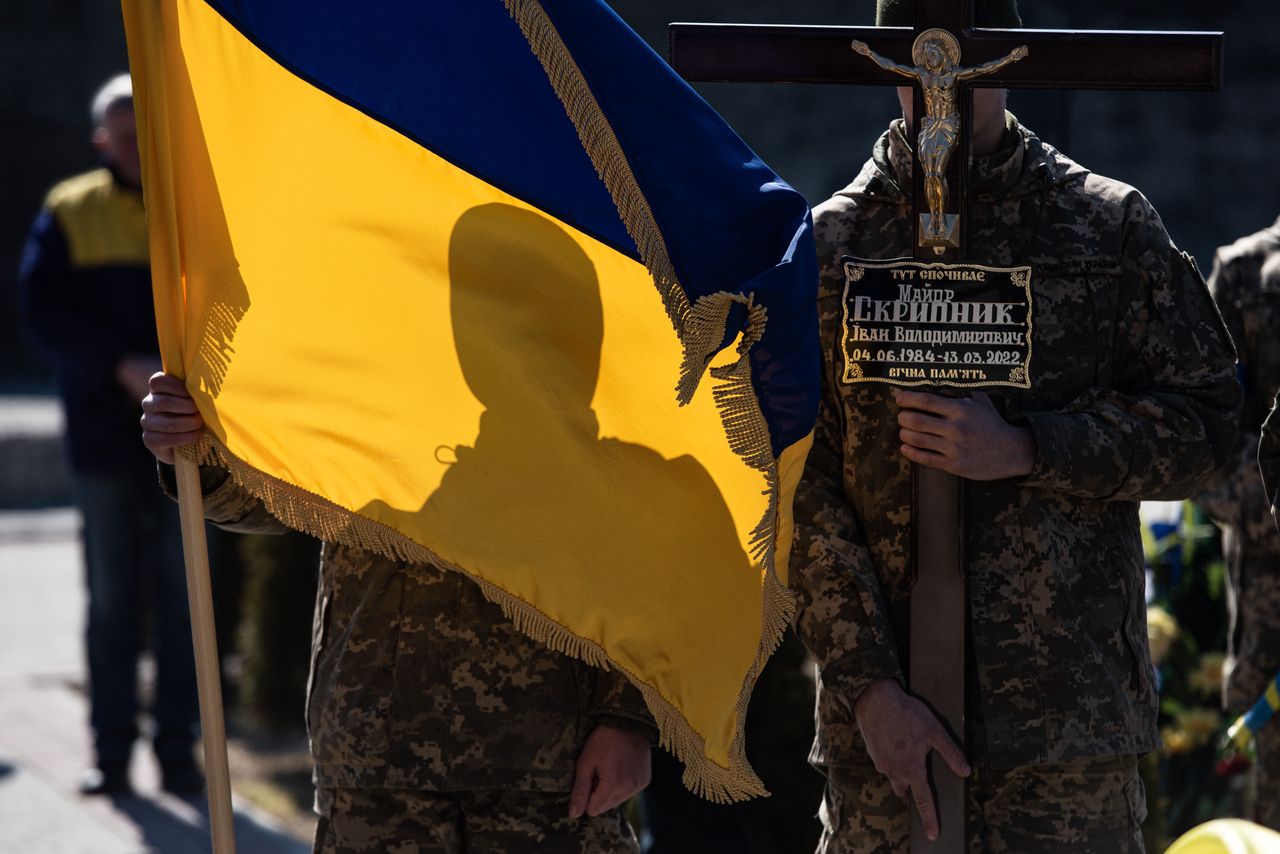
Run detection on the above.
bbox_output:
[313,786,639,853]
[173,467,655,793]
[1193,218,1280,711]
[791,115,1241,771]
[816,754,1145,853]
[1265,395,1280,527]
[1258,714,1280,830]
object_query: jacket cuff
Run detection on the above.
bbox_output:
[157,460,230,500]
[826,661,904,716]
[593,712,659,746]
[1015,410,1122,496]
[589,669,657,742]
[1017,411,1074,490]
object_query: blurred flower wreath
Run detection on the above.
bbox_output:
[1140,500,1251,850]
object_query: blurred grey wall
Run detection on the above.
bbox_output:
[2,2,129,389]
[2,1,1274,387]
[620,0,1275,272]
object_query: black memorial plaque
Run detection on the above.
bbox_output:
[840,257,1033,389]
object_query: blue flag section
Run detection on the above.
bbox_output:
[123,0,819,800]
[199,0,820,453]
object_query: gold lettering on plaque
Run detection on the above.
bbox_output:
[851,30,1028,253]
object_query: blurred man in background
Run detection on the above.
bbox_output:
[1196,218,1280,830]
[16,73,202,797]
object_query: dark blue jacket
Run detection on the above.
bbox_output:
[17,167,158,474]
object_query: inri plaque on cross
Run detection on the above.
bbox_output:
[670,4,1221,851]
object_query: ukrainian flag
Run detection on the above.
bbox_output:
[122,0,818,799]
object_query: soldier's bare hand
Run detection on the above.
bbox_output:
[568,725,652,819]
[1012,45,1029,61]
[851,40,871,56]
[894,390,1036,480]
[854,679,970,842]
[141,372,204,464]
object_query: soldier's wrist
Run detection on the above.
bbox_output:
[853,677,904,718]
[1005,424,1037,478]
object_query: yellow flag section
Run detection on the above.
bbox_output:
[123,0,815,800]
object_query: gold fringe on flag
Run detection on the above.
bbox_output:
[172,0,797,803]
[186,417,789,801]
[500,0,794,801]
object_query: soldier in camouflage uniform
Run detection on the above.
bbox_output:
[790,4,1241,851]
[141,376,654,853]
[1265,396,1280,525]
[1195,219,1280,830]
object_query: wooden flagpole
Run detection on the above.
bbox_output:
[174,454,237,854]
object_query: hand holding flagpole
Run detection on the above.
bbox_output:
[143,374,236,853]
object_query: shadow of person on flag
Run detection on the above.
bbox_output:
[360,201,762,782]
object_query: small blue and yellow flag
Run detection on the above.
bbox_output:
[121,0,819,798]
[1227,672,1280,751]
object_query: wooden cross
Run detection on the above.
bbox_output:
[669,4,1222,852]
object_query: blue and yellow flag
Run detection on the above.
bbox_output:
[1227,672,1280,750]
[121,0,818,798]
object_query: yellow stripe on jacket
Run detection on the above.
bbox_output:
[45,168,149,268]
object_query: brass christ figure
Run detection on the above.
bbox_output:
[851,30,1027,250]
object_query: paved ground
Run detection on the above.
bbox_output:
[0,396,69,509]
[0,507,312,854]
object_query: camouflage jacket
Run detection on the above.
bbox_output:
[169,465,656,792]
[1194,217,1280,707]
[792,116,1241,770]
[1263,396,1280,527]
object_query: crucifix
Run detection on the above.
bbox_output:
[670,3,1221,851]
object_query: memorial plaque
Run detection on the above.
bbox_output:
[840,257,1032,389]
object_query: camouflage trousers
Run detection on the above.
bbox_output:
[1258,720,1280,830]
[313,787,640,854]
[816,754,1146,853]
